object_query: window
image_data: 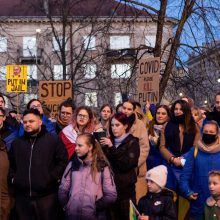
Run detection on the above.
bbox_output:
[23,37,36,57]
[83,36,96,50]
[111,64,131,78]
[53,65,63,80]
[52,36,67,51]
[24,94,37,104]
[0,37,7,52]
[27,65,37,80]
[85,92,97,107]
[84,64,96,79]
[110,36,130,50]
[145,35,156,47]
[115,92,122,106]
[0,66,6,80]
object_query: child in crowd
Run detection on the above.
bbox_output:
[203,170,220,220]
[138,165,176,220]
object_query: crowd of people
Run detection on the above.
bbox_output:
[0,91,220,220]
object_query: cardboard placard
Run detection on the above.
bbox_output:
[6,65,27,92]
[137,57,160,106]
[39,80,72,118]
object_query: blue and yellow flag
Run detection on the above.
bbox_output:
[129,200,139,220]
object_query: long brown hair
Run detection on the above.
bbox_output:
[77,133,111,180]
[171,100,196,134]
[148,105,171,136]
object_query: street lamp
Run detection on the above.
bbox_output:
[179,92,183,97]
[204,100,208,104]
[218,78,220,83]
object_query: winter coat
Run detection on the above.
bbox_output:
[103,134,140,200]
[9,127,68,197]
[203,196,220,220]
[0,139,11,220]
[58,154,117,220]
[129,113,149,177]
[179,137,220,219]
[138,190,177,220]
[0,123,18,151]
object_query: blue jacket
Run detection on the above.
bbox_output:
[19,114,56,136]
[179,146,220,219]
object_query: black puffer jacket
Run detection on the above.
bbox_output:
[138,190,177,220]
[103,134,140,200]
[9,127,68,197]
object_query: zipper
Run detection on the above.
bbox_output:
[29,137,37,197]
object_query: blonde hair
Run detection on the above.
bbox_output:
[77,133,111,181]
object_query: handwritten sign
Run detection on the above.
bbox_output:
[6,65,27,92]
[137,57,160,105]
[39,80,72,118]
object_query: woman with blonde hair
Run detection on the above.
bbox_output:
[59,133,117,220]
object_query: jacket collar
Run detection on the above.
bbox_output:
[206,196,220,207]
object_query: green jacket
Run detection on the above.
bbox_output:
[203,196,220,220]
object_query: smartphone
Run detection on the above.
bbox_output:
[93,131,107,143]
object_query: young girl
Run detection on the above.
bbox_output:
[203,170,220,220]
[58,133,117,220]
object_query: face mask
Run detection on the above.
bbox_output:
[78,151,89,161]
[202,133,217,145]
[173,114,185,124]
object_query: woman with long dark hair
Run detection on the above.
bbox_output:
[160,99,200,191]
[147,105,171,170]
[100,112,140,220]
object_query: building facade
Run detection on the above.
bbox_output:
[0,0,175,110]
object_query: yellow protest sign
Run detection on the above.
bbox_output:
[6,65,27,92]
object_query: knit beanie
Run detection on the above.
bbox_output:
[145,165,168,188]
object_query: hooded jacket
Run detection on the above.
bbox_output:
[9,126,68,197]
[58,154,117,220]
[179,135,220,219]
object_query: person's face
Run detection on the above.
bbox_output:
[13,66,21,76]
[0,97,5,109]
[0,110,6,127]
[23,113,42,134]
[156,107,169,124]
[192,110,199,122]
[30,101,43,114]
[203,124,217,136]
[76,109,90,127]
[75,136,92,159]
[60,106,73,124]
[122,102,134,117]
[101,106,112,121]
[174,103,184,116]
[147,180,161,193]
[215,95,220,112]
[209,175,220,197]
[200,109,207,119]
[111,118,127,138]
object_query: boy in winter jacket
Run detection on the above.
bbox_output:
[138,165,176,220]
[203,170,220,220]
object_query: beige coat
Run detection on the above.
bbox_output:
[130,113,149,177]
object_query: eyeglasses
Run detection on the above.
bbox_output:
[0,115,4,117]
[77,114,89,119]
[61,112,72,116]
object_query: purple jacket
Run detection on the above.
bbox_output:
[58,157,117,220]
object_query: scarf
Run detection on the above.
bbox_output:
[197,135,220,153]
[114,133,129,148]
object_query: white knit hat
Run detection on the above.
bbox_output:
[145,165,168,188]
